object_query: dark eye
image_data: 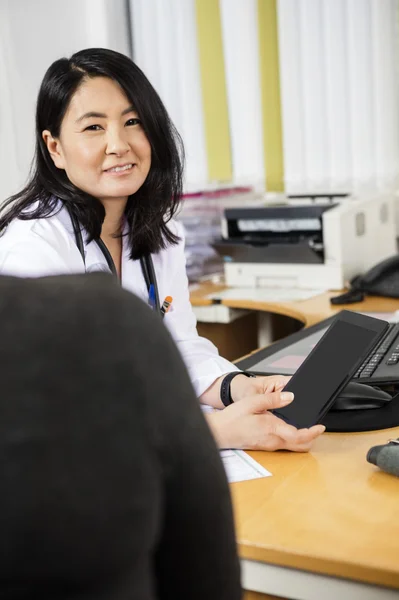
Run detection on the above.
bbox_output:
[126,118,141,126]
[84,124,102,131]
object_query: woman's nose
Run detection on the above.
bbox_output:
[105,128,130,156]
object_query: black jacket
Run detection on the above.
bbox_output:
[0,273,241,600]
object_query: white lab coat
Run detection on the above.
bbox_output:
[0,204,238,396]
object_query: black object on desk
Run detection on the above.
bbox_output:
[269,310,389,429]
[331,381,392,411]
[331,254,399,305]
[237,310,399,432]
[367,438,399,477]
[238,313,399,387]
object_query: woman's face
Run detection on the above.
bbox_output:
[43,76,152,206]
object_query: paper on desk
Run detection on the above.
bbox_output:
[200,405,272,483]
[220,450,272,483]
[188,283,200,291]
[206,287,326,303]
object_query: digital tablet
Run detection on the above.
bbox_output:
[272,310,389,429]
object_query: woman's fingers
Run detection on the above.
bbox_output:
[271,413,325,438]
[230,374,292,402]
[246,390,295,413]
[261,375,291,393]
[270,418,299,442]
[208,393,325,452]
[272,419,326,448]
[272,436,316,452]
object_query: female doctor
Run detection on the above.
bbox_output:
[0,48,324,452]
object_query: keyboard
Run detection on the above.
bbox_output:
[354,323,399,379]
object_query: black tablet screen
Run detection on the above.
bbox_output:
[272,317,386,428]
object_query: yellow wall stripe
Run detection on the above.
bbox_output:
[258,0,284,191]
[195,0,232,182]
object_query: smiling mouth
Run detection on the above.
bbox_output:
[105,163,134,174]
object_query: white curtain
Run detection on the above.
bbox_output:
[0,7,22,202]
[371,0,399,190]
[323,0,351,192]
[219,0,265,188]
[0,0,131,203]
[129,0,208,191]
[277,0,306,193]
[277,0,399,194]
[298,0,328,191]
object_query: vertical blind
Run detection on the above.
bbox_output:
[129,0,209,190]
[129,0,399,194]
[2,0,398,198]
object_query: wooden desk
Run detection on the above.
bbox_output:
[190,280,399,328]
[220,290,399,328]
[190,282,399,362]
[237,427,399,600]
[197,289,399,599]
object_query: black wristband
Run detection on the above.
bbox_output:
[220,371,255,407]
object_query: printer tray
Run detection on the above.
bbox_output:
[213,240,323,264]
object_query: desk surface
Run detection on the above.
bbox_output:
[190,281,399,326]
[191,283,399,591]
[233,426,399,590]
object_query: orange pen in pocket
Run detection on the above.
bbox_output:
[160,296,173,316]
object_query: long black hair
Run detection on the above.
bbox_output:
[0,48,184,259]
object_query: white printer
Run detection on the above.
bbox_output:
[215,194,397,290]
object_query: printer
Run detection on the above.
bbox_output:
[214,194,397,290]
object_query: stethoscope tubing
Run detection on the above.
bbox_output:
[68,208,161,317]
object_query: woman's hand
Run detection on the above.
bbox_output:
[206,383,325,452]
[200,373,292,409]
[230,373,291,401]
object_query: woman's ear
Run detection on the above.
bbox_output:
[42,130,65,169]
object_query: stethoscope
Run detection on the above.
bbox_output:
[67,208,162,317]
